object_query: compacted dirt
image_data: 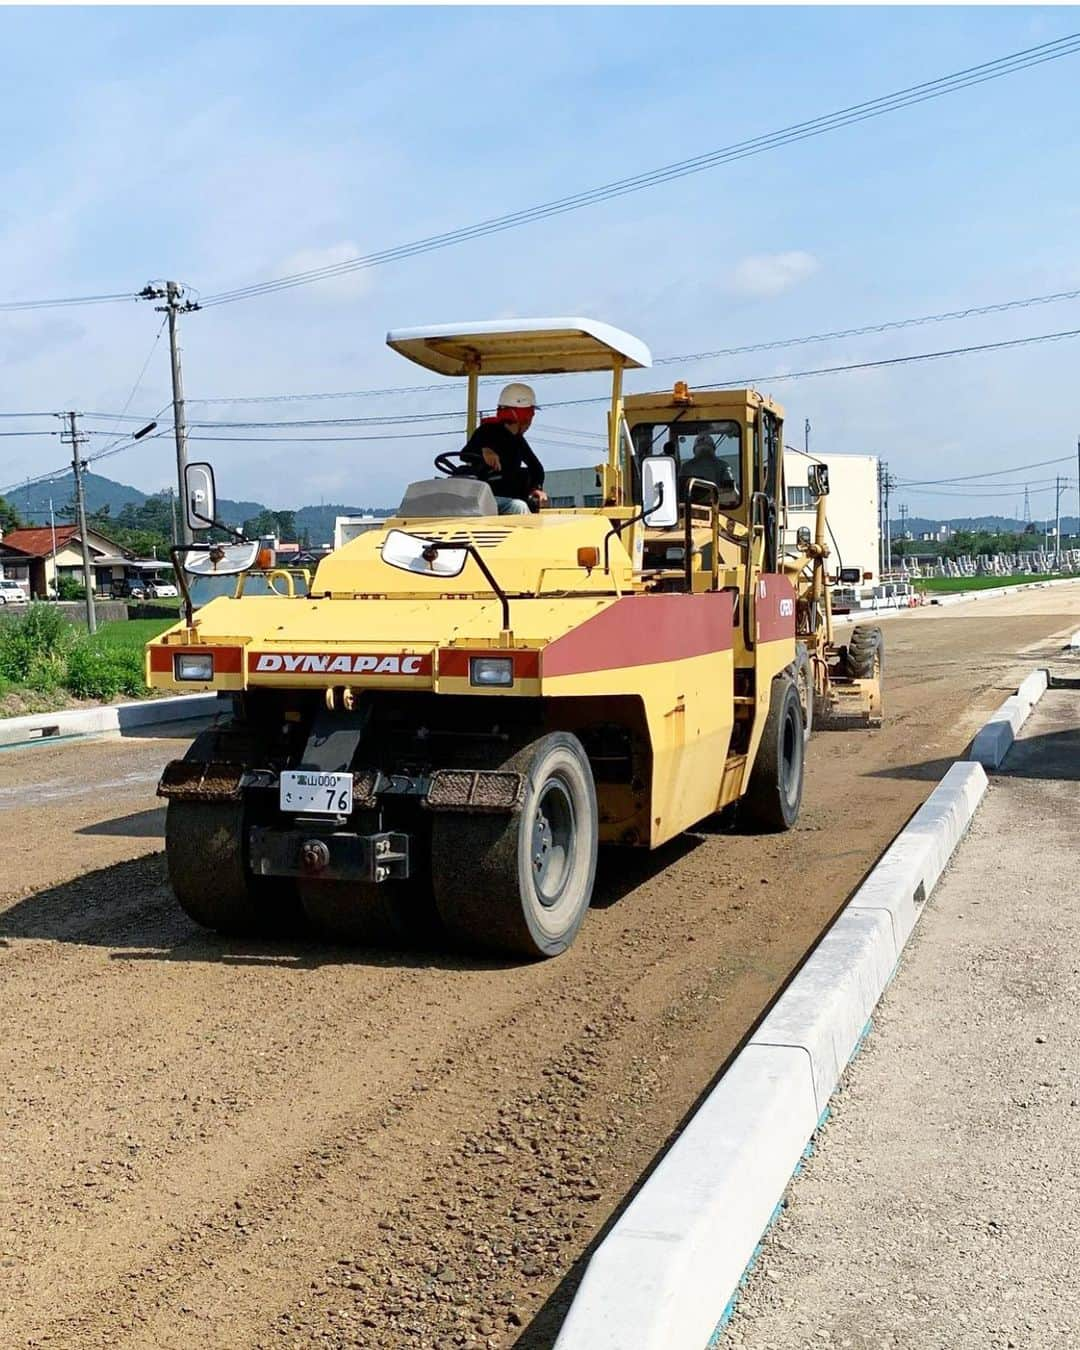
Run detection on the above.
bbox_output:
[1,589,1077,1350]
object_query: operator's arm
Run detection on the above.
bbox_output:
[461,425,501,476]
[520,440,545,491]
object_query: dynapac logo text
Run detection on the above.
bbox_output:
[251,653,428,675]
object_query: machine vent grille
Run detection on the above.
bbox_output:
[421,529,512,551]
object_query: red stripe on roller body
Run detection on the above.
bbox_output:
[439,650,541,680]
[149,645,243,674]
[754,574,797,644]
[542,592,734,679]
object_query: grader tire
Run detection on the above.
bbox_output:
[165,726,305,937]
[846,625,884,680]
[431,732,598,959]
[791,642,813,744]
[741,676,805,832]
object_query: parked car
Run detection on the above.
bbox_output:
[0,578,29,605]
[146,582,179,599]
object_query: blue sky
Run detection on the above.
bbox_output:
[1,5,1078,521]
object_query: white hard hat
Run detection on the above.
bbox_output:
[497,382,537,409]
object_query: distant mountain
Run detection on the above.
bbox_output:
[892,514,1079,535]
[12,470,394,545]
[12,469,150,519]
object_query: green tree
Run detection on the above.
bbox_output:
[0,495,23,533]
[242,509,296,541]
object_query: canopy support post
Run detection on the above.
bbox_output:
[466,363,480,437]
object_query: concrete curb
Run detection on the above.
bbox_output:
[969,669,1050,769]
[0,694,218,750]
[554,761,989,1350]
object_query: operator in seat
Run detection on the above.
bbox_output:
[679,432,736,501]
[460,383,549,515]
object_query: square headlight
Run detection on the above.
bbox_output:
[470,656,513,687]
[175,652,214,682]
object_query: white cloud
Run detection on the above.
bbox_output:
[727,251,821,299]
[270,243,372,303]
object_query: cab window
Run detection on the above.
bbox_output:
[631,420,742,507]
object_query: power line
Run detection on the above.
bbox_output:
[898,453,1077,485]
[185,283,1080,408]
[91,317,169,456]
[654,285,1080,366]
[198,33,1080,308]
[0,291,139,314]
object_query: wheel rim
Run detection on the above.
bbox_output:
[781,705,802,807]
[530,777,575,908]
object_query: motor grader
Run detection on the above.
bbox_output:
[147,318,882,959]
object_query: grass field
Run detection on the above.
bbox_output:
[0,609,177,714]
[914,573,1053,594]
[93,617,177,647]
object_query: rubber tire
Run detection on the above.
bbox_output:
[431,732,599,959]
[846,625,884,680]
[741,676,805,832]
[165,726,306,937]
[791,642,813,744]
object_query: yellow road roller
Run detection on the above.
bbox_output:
[148,318,881,957]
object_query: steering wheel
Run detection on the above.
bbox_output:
[434,451,478,478]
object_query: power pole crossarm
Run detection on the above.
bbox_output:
[59,411,96,633]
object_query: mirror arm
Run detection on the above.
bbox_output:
[602,481,664,574]
[421,541,511,631]
[170,545,196,627]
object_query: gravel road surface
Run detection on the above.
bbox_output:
[723,684,1080,1350]
[1,587,1077,1349]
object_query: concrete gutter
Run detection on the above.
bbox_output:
[0,693,218,750]
[554,762,995,1350]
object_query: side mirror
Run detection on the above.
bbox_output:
[808,464,829,498]
[641,455,678,529]
[185,462,217,530]
[183,540,261,576]
[381,529,468,578]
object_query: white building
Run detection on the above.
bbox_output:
[782,449,879,585]
[543,466,605,509]
[333,515,386,550]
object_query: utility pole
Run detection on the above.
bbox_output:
[59,411,96,632]
[804,418,810,455]
[1054,474,1063,571]
[899,503,908,565]
[139,281,200,544]
[1023,483,1031,525]
[879,461,894,576]
[48,497,57,593]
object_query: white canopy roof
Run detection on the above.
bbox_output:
[386,317,651,376]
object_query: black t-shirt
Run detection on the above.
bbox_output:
[460,422,545,500]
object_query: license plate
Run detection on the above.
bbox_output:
[279,770,353,816]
